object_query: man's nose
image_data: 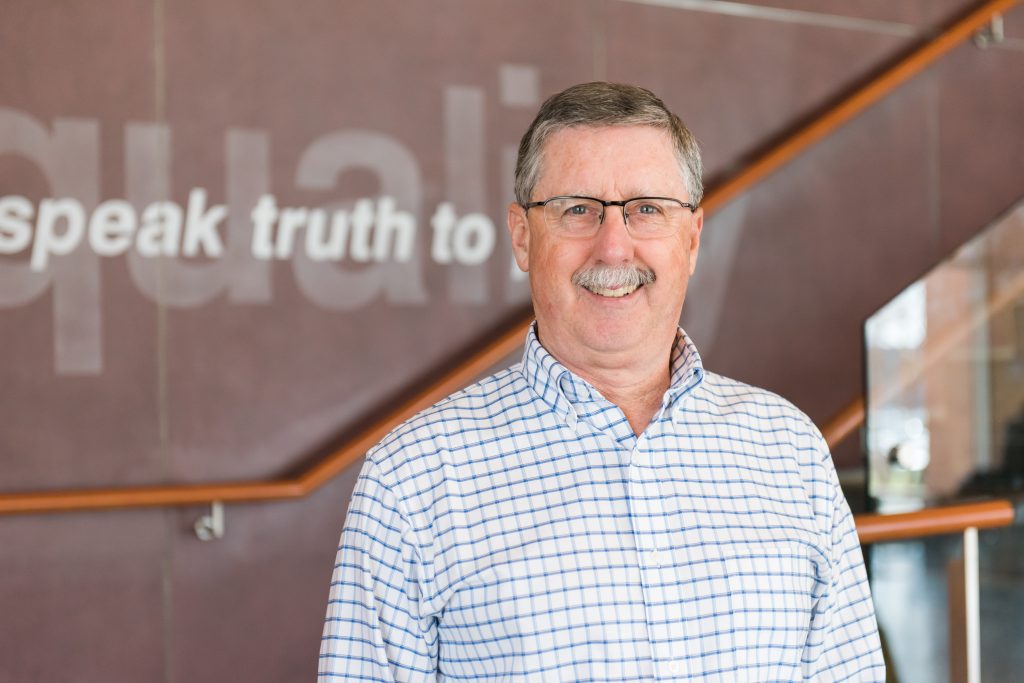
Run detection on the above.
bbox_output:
[592,206,635,262]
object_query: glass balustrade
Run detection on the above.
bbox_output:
[864,197,1024,682]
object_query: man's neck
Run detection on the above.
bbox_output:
[587,367,669,437]
[542,333,674,437]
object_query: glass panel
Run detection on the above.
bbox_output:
[865,198,1024,513]
[864,196,1024,682]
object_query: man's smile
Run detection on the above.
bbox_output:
[580,282,644,298]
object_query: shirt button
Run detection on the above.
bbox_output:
[653,550,669,567]
[666,660,684,675]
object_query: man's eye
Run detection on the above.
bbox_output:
[635,203,663,215]
[567,204,592,215]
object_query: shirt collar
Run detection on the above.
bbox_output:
[667,328,705,400]
[520,323,705,429]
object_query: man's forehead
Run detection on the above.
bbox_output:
[536,125,685,194]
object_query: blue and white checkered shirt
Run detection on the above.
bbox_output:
[320,327,885,681]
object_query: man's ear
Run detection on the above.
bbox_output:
[507,202,530,272]
[688,207,704,275]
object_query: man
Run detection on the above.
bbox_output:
[320,82,884,681]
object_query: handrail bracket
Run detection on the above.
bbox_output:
[194,501,226,541]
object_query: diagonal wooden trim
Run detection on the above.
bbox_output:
[820,397,865,449]
[0,0,1018,516]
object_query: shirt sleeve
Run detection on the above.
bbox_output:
[319,458,438,682]
[802,455,887,681]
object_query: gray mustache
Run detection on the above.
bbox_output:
[571,264,656,290]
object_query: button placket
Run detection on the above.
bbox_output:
[627,438,681,672]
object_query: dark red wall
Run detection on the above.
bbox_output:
[1,1,1022,680]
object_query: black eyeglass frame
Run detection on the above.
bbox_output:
[521,195,699,227]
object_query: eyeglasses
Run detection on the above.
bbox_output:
[522,195,697,239]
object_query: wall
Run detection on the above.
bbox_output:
[1,1,1023,680]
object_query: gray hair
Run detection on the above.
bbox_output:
[514,82,703,207]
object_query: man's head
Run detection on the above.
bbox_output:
[507,82,704,374]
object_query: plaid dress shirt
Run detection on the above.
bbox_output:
[320,326,885,681]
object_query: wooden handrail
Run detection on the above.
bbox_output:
[820,397,865,448]
[0,0,1018,517]
[856,499,1018,545]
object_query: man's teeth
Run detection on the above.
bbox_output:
[588,284,639,298]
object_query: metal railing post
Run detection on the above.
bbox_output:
[963,526,981,683]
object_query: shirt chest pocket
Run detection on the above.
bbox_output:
[722,539,818,655]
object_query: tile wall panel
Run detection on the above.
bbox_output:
[937,40,1024,253]
[0,512,168,681]
[0,1,164,489]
